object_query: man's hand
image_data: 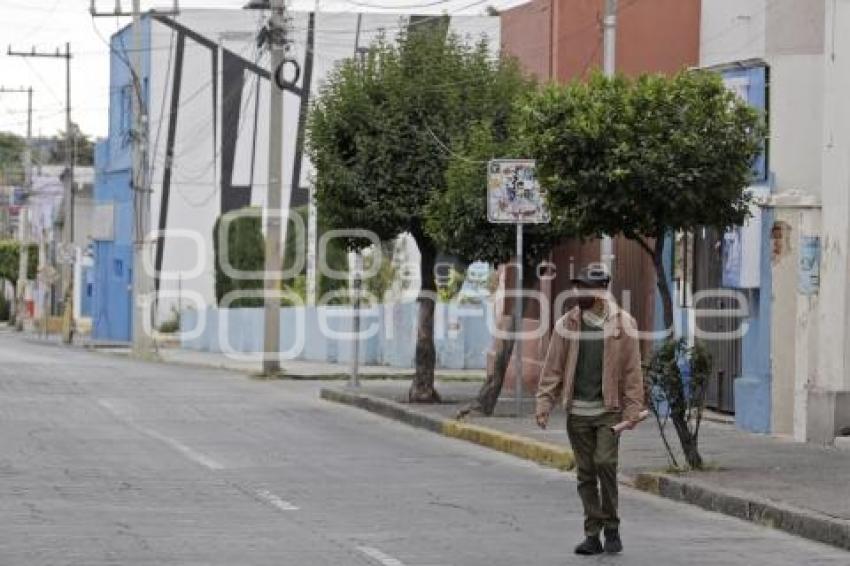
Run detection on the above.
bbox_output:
[611,410,650,434]
[536,411,550,430]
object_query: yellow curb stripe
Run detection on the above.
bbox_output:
[442,420,575,471]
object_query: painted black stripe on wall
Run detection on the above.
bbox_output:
[289,11,316,212]
[154,33,185,294]
[220,49,251,214]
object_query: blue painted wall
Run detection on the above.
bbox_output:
[734,206,773,433]
[91,19,151,342]
[180,303,491,370]
[80,263,94,318]
[725,64,772,433]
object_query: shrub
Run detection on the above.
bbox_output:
[645,338,712,470]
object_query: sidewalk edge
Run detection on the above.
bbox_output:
[321,386,850,552]
[319,387,574,471]
[632,472,850,551]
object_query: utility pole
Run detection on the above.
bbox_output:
[349,253,362,388]
[91,1,179,357]
[251,0,289,376]
[601,0,617,273]
[0,87,32,331]
[0,86,33,330]
[8,45,75,343]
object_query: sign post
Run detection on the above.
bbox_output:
[487,159,549,416]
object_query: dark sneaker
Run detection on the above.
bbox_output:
[603,528,623,554]
[574,535,603,555]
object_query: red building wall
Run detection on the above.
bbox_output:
[502,0,701,81]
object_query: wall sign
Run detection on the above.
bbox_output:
[798,235,821,295]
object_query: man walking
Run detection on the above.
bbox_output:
[535,265,644,555]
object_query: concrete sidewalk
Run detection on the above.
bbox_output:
[155,347,486,380]
[13,327,487,380]
[322,380,850,551]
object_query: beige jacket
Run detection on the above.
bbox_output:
[535,301,644,422]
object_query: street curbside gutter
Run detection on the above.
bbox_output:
[320,387,574,471]
[632,472,850,551]
[321,386,850,552]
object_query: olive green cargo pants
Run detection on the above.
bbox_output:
[566,412,621,536]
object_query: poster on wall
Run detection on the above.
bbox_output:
[798,235,821,295]
[487,159,549,224]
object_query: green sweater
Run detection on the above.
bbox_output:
[573,318,604,403]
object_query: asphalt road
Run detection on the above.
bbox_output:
[1,335,847,565]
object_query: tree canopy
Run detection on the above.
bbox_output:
[0,240,38,283]
[516,70,765,327]
[425,120,564,270]
[307,20,532,248]
[0,132,25,184]
[213,208,265,308]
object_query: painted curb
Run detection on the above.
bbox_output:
[632,472,850,551]
[320,387,574,471]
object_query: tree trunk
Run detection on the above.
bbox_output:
[643,232,703,470]
[409,237,440,403]
[458,261,529,418]
[467,313,518,416]
[671,410,703,469]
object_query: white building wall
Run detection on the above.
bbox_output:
[815,1,850,402]
[144,9,500,321]
[699,0,766,68]
[701,0,837,440]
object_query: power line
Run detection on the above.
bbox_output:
[423,124,488,164]
[346,0,454,8]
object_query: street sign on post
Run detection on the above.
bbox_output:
[487,159,549,417]
[487,159,549,224]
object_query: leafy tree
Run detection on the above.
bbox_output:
[518,70,763,330]
[283,205,349,303]
[0,132,25,184]
[49,123,95,166]
[0,240,37,324]
[517,70,764,468]
[213,208,265,308]
[0,240,38,282]
[645,339,712,470]
[426,121,565,416]
[308,21,531,402]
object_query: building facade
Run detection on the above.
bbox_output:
[697,0,850,444]
[92,9,500,343]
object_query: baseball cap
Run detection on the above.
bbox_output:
[570,264,611,288]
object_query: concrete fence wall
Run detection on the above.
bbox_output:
[180,302,492,370]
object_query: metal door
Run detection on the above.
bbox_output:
[693,228,742,413]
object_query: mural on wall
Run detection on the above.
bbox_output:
[150,13,316,293]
